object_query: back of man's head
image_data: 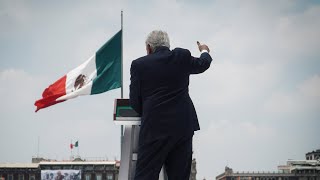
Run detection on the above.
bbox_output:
[145,30,170,53]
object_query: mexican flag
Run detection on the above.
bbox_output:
[35,30,122,112]
[70,141,79,149]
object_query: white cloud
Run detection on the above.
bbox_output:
[263,91,298,113]
[201,1,320,65]
[190,62,282,106]
[0,0,32,27]
[273,6,320,61]
[263,74,320,114]
[298,74,320,97]
[0,69,45,109]
[194,120,277,179]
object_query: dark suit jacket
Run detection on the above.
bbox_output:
[129,46,212,144]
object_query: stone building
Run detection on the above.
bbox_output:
[216,150,320,180]
[306,149,320,160]
[0,156,197,180]
[0,163,38,180]
[0,158,119,180]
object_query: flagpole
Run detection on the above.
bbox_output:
[121,14,123,98]
[120,10,124,156]
[70,140,73,160]
[77,140,79,158]
[37,136,40,158]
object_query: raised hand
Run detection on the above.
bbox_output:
[197,41,210,53]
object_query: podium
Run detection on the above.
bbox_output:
[114,99,167,180]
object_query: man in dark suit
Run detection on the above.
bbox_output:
[130,30,212,180]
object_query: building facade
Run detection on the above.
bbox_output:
[216,150,320,180]
[216,166,308,180]
[1,157,197,179]
[306,150,320,161]
[0,159,119,180]
[0,163,38,180]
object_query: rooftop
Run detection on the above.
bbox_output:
[39,161,118,165]
[0,160,120,168]
[306,149,320,155]
[0,163,39,168]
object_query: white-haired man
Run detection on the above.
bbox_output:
[130,30,212,180]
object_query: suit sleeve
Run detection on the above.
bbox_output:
[129,60,142,115]
[189,52,213,74]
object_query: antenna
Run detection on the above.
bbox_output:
[37,136,40,157]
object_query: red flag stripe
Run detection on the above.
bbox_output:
[34,75,67,112]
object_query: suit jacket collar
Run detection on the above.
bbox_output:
[154,46,170,53]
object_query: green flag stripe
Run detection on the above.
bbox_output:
[91,30,122,94]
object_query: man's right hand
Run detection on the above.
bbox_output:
[197,41,210,53]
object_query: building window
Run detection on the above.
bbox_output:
[85,174,91,180]
[18,174,24,180]
[85,166,94,170]
[63,165,72,169]
[240,177,249,180]
[52,166,61,170]
[29,174,36,180]
[107,174,113,180]
[96,174,102,180]
[95,165,104,170]
[8,174,13,180]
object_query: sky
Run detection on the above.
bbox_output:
[0,0,320,179]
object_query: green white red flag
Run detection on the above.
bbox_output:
[70,141,79,149]
[35,30,122,112]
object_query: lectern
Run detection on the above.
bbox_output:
[114,99,167,180]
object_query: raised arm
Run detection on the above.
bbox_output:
[190,41,213,74]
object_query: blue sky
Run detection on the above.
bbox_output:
[1,0,320,179]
